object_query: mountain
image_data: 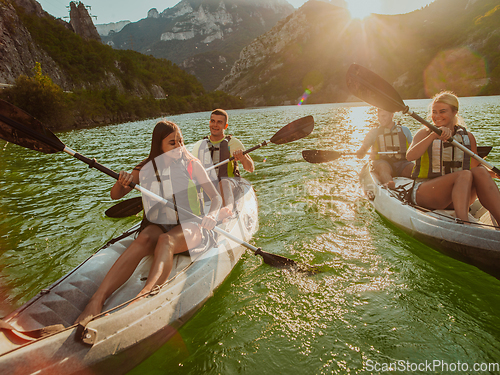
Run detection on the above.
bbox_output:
[1,0,207,96]
[101,0,295,91]
[218,0,500,106]
[0,0,244,129]
[95,21,131,37]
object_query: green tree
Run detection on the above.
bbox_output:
[2,63,72,129]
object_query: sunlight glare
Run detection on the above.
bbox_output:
[346,0,382,19]
[348,106,375,144]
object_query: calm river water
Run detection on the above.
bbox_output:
[1,98,500,374]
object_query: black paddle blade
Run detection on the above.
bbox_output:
[0,99,65,153]
[302,150,342,164]
[478,146,493,159]
[270,115,314,145]
[105,196,143,218]
[255,248,298,268]
[346,64,406,113]
[254,248,322,274]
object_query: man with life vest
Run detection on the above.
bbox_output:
[192,109,254,219]
[356,108,414,189]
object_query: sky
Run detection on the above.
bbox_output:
[36,0,435,25]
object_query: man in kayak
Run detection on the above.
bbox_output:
[406,91,500,225]
[192,109,254,219]
[356,108,414,189]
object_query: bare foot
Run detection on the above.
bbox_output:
[74,298,103,325]
[127,286,156,307]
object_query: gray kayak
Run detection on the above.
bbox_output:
[359,163,500,277]
[0,179,258,374]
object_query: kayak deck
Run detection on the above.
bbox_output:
[0,179,259,374]
[359,163,500,277]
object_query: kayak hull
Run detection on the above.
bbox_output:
[359,163,500,277]
[0,179,259,374]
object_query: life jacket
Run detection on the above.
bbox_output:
[371,124,409,161]
[411,125,471,179]
[139,156,204,225]
[192,135,241,179]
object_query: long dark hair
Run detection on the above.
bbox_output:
[147,120,194,162]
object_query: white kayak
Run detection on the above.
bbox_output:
[0,179,258,375]
[359,163,500,277]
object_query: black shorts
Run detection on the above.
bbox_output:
[139,217,215,256]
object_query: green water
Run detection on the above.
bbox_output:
[1,99,500,374]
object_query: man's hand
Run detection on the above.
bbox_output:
[232,149,244,161]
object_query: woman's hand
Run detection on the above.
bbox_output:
[200,214,217,230]
[437,127,453,142]
[118,170,134,188]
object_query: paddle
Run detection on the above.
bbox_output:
[0,99,299,269]
[105,196,143,218]
[302,150,403,163]
[302,146,493,164]
[346,63,500,176]
[106,115,315,217]
[206,115,314,171]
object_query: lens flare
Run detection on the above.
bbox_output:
[297,88,312,106]
[424,47,488,97]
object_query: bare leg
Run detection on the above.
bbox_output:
[219,179,235,220]
[400,163,414,178]
[137,223,202,295]
[74,225,163,324]
[416,170,473,221]
[373,161,395,189]
[471,166,500,223]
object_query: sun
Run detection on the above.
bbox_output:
[346,0,382,20]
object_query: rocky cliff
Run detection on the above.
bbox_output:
[0,0,69,87]
[0,0,164,98]
[218,0,500,106]
[102,0,295,90]
[0,0,100,88]
[69,1,100,42]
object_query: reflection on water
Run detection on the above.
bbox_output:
[1,98,500,374]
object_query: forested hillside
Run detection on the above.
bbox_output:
[0,0,244,129]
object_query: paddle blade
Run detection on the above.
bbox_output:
[302,150,342,163]
[255,248,298,268]
[346,64,406,113]
[105,196,143,218]
[478,146,493,159]
[0,100,65,153]
[270,115,314,145]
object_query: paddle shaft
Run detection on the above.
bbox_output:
[347,151,403,156]
[405,109,500,175]
[205,140,269,171]
[62,146,261,252]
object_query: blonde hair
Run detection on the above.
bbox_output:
[432,91,459,111]
[428,91,465,127]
